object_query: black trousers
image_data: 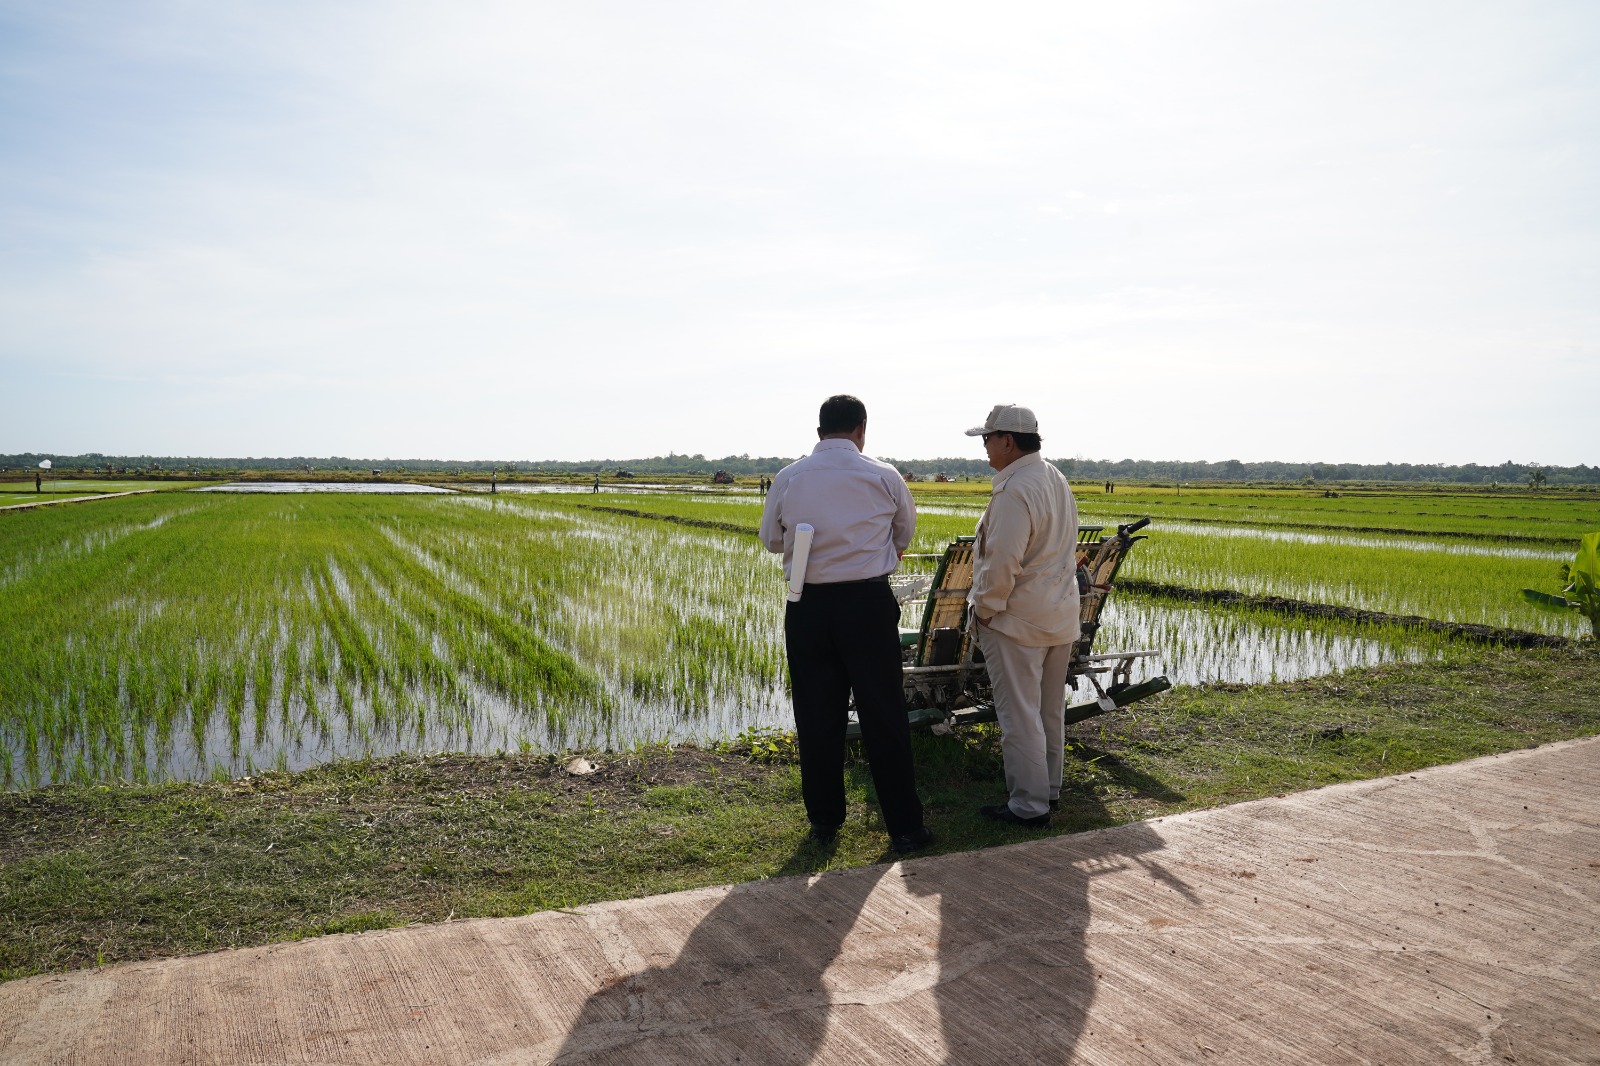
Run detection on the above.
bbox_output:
[784,579,923,838]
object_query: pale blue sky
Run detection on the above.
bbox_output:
[3,1,1596,464]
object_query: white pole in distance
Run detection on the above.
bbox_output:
[786,523,814,602]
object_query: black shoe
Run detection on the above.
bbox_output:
[890,826,934,854]
[980,803,1051,829]
[1049,799,1060,813]
[808,822,840,845]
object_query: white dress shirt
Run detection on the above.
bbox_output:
[759,438,916,584]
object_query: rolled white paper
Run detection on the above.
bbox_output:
[786,523,814,602]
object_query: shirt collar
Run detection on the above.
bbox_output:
[812,438,862,455]
[991,450,1042,490]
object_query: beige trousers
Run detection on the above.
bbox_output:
[976,624,1072,819]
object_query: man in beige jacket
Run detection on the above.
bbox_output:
[966,404,1080,827]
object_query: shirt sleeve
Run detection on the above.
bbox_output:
[758,477,786,554]
[971,489,1030,618]
[890,474,916,555]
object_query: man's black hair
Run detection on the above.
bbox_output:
[1010,432,1043,454]
[818,394,867,435]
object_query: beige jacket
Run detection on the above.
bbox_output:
[970,452,1080,647]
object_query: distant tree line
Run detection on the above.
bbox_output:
[891,457,1598,486]
[2,452,1596,486]
[1035,457,1600,487]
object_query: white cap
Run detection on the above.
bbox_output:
[964,404,1039,436]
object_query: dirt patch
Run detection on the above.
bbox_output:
[579,504,755,537]
[0,745,786,867]
[230,745,783,817]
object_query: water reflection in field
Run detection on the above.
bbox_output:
[1095,596,1432,689]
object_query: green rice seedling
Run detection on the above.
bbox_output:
[279,627,300,716]
[1110,522,1582,636]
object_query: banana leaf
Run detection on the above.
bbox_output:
[1522,533,1600,637]
[1521,588,1574,613]
[1575,532,1600,586]
[1570,533,1599,600]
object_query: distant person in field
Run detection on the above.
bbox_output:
[592,473,600,493]
[35,473,41,493]
[966,403,1080,829]
[759,393,931,855]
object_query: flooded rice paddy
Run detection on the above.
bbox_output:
[0,488,1581,788]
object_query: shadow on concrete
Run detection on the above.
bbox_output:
[550,842,889,1063]
[550,787,1189,1063]
[905,812,1180,1063]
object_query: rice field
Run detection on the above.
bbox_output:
[600,490,1590,635]
[0,483,1592,788]
[1,494,786,788]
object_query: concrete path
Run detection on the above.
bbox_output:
[3,738,1597,1065]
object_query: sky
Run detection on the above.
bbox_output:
[1,1,1596,466]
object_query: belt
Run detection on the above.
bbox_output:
[804,575,891,587]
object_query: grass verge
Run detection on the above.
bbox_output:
[2,643,1596,983]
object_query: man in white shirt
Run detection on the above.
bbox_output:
[759,395,932,855]
[966,404,1080,828]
